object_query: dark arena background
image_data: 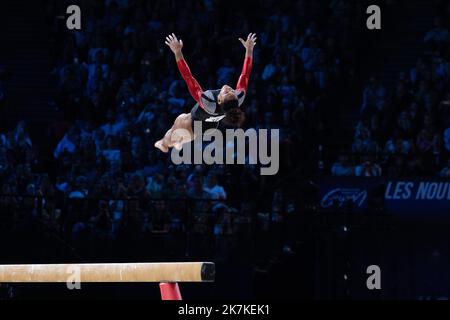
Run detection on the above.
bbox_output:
[0,0,449,301]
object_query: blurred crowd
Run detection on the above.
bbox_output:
[333,8,450,178]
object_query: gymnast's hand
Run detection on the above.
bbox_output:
[165,33,183,54]
[239,33,257,54]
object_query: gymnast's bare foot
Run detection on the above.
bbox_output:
[155,140,169,153]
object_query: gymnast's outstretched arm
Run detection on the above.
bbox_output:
[165,33,204,105]
[236,33,257,93]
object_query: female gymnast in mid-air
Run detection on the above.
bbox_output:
[154,32,256,153]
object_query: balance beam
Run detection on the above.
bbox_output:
[0,262,215,283]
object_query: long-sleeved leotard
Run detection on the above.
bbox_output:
[176,56,253,112]
[236,56,252,94]
[176,58,203,104]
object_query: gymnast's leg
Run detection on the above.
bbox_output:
[154,113,195,153]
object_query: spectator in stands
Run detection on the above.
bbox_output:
[331,154,355,176]
[355,157,382,177]
[188,174,212,215]
[444,126,450,152]
[54,126,79,158]
[360,77,386,115]
[416,129,433,153]
[384,136,413,155]
[91,200,112,232]
[424,17,450,46]
[204,172,227,200]
[150,200,171,234]
[13,122,32,149]
[68,176,89,199]
[352,123,379,154]
[301,37,322,71]
[438,159,450,178]
[146,173,164,197]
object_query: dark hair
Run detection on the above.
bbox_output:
[223,107,246,128]
[221,98,239,112]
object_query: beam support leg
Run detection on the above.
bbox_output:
[159,282,182,300]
